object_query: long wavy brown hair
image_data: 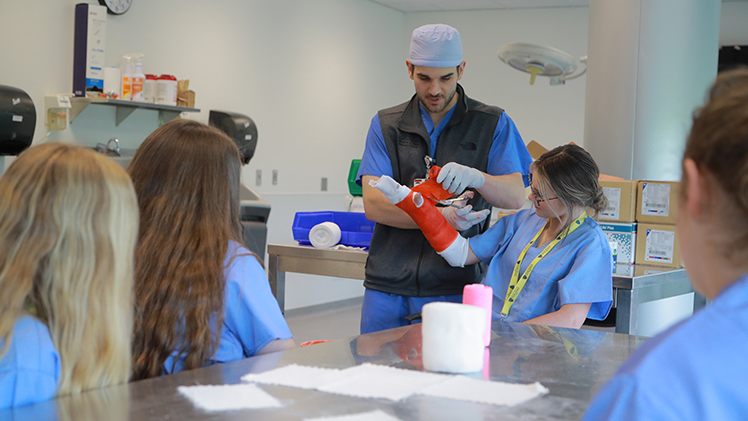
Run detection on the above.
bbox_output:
[0,143,137,395]
[128,119,244,380]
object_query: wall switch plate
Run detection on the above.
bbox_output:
[272,170,278,185]
[321,177,328,191]
[255,169,261,186]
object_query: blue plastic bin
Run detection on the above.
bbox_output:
[292,211,375,248]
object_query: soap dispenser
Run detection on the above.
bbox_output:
[131,53,145,102]
[121,55,133,100]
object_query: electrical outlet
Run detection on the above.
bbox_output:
[255,169,262,186]
[321,177,328,191]
[272,170,278,185]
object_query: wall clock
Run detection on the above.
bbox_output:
[99,0,132,15]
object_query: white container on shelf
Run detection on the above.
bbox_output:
[144,74,158,103]
[156,74,177,106]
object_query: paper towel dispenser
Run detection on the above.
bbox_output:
[0,85,35,156]
[209,110,257,165]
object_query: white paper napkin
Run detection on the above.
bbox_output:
[418,375,549,407]
[177,384,282,411]
[303,409,402,421]
[317,364,449,401]
[241,364,346,389]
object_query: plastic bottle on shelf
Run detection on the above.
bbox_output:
[131,54,145,102]
[156,74,178,106]
[144,74,158,103]
[121,55,133,100]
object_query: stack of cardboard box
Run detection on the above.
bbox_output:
[524,141,683,271]
[597,180,683,270]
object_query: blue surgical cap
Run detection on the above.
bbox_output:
[409,24,463,67]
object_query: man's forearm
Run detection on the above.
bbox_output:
[477,172,526,209]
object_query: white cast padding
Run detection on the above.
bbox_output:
[437,235,469,267]
[369,176,410,204]
[421,302,486,373]
[309,221,342,249]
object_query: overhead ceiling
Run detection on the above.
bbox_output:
[368,0,747,13]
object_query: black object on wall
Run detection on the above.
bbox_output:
[0,85,36,156]
[209,110,258,165]
[719,45,748,72]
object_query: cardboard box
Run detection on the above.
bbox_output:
[177,80,195,108]
[635,223,682,268]
[636,181,679,224]
[526,140,548,160]
[599,222,637,264]
[633,265,669,277]
[598,180,638,222]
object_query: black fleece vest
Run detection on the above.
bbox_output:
[364,84,504,297]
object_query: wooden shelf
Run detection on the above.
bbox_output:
[69,97,200,126]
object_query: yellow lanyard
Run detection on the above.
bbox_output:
[501,212,588,319]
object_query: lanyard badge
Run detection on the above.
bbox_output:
[500,212,588,319]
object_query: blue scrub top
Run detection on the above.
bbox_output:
[164,241,293,374]
[469,209,613,322]
[357,104,532,186]
[0,316,60,409]
[583,274,748,421]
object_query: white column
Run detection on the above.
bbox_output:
[584,0,721,180]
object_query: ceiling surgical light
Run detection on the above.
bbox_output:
[498,43,587,85]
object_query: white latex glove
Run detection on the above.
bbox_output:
[443,204,490,231]
[436,162,485,195]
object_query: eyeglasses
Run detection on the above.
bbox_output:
[531,192,559,207]
[528,173,558,207]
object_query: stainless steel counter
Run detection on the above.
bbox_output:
[2,321,648,420]
[268,243,706,335]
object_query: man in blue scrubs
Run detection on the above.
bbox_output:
[357,24,532,334]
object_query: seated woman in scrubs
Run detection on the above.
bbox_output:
[372,144,612,328]
[583,69,748,420]
[0,143,137,408]
[128,120,295,380]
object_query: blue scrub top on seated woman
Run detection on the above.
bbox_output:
[469,209,613,322]
[583,275,748,420]
[0,316,60,409]
[164,241,293,374]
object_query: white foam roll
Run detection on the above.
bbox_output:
[421,302,486,373]
[309,222,342,249]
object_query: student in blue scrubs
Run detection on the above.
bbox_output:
[583,69,748,420]
[0,143,137,408]
[128,120,295,380]
[373,144,612,328]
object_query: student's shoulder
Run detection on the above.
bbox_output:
[1,316,59,374]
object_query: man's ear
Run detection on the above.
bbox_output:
[406,60,414,80]
[457,61,466,80]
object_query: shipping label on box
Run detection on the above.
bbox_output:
[598,222,636,265]
[641,183,670,216]
[637,181,679,224]
[599,180,637,222]
[643,228,675,264]
[635,223,682,268]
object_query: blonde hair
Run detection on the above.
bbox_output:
[533,144,608,234]
[0,143,138,396]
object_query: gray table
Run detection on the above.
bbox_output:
[1,321,649,420]
[267,243,706,335]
